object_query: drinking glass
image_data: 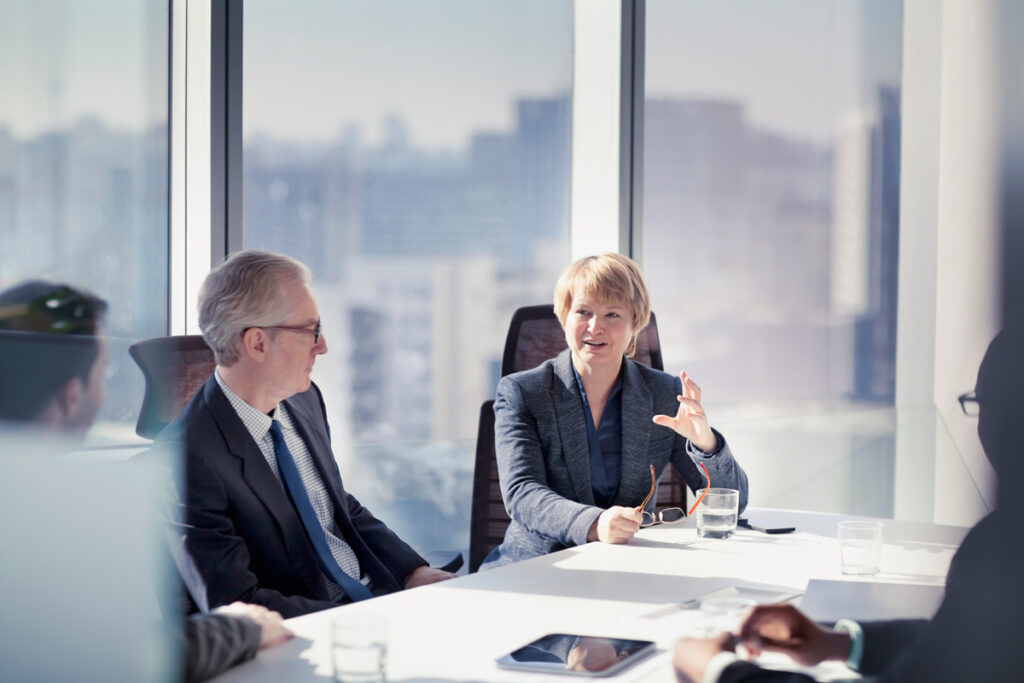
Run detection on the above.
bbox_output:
[331,615,388,683]
[838,520,883,576]
[701,595,755,636]
[696,488,739,539]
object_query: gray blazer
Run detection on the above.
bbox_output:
[482,349,748,570]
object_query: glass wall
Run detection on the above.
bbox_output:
[0,0,170,441]
[641,1,903,516]
[242,0,573,557]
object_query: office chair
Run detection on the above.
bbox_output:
[469,305,685,572]
[129,335,216,439]
[128,333,463,573]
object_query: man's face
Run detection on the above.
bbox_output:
[66,336,107,437]
[261,279,328,402]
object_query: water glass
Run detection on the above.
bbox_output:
[701,596,755,636]
[838,520,883,576]
[696,488,739,539]
[331,615,388,683]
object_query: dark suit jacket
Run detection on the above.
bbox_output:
[483,349,748,569]
[183,613,261,682]
[159,374,426,618]
[717,513,1014,683]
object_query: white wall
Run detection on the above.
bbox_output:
[571,0,626,258]
[896,0,1003,525]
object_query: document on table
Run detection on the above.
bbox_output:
[799,579,945,623]
[641,583,803,619]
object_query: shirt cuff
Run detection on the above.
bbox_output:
[833,619,864,671]
[687,428,723,457]
[701,651,740,683]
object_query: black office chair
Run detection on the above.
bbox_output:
[468,305,684,572]
[129,334,463,573]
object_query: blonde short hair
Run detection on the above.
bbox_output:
[553,253,651,358]
[198,249,311,366]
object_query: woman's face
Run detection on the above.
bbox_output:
[563,288,634,376]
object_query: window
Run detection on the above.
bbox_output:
[242,0,573,555]
[641,1,903,515]
[0,1,169,440]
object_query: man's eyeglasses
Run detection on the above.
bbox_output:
[637,461,711,528]
[958,391,980,416]
[261,317,322,344]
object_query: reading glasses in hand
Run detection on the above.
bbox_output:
[637,461,711,528]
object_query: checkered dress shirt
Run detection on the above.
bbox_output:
[215,370,368,601]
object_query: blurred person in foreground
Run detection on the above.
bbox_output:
[0,279,292,682]
[673,327,1024,682]
[159,250,453,618]
[481,253,748,569]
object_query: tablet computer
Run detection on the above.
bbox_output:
[495,633,656,677]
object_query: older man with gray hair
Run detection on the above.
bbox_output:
[162,249,453,618]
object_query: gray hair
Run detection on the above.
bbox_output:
[198,250,311,366]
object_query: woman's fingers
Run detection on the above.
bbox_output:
[652,414,677,429]
[597,506,642,543]
[680,371,702,402]
[677,396,706,417]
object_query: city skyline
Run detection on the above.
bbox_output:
[1,0,910,564]
[2,1,901,149]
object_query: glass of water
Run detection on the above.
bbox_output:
[331,615,388,683]
[696,488,739,539]
[701,595,756,636]
[838,520,883,576]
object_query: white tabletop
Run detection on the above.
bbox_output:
[211,508,968,682]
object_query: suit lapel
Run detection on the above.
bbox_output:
[203,377,324,596]
[284,394,344,498]
[551,350,595,505]
[285,391,396,589]
[616,360,656,508]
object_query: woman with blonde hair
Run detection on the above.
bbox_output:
[481,253,748,569]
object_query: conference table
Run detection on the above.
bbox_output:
[211,507,969,682]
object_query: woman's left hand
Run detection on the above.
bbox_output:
[652,371,718,453]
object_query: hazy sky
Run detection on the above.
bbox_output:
[646,0,902,146]
[243,0,573,149]
[1,0,901,149]
[0,0,167,137]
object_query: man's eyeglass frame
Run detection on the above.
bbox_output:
[637,461,711,528]
[958,391,979,416]
[257,317,322,344]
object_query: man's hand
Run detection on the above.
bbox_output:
[404,565,455,589]
[673,632,736,683]
[653,372,719,453]
[215,602,293,649]
[738,604,850,666]
[587,506,643,543]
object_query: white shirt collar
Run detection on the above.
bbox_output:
[214,368,292,441]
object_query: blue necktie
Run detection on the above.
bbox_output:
[268,420,373,602]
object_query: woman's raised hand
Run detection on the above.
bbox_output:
[653,371,718,453]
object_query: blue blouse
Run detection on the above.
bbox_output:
[571,362,624,507]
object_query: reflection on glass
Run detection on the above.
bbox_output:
[502,634,654,673]
[243,1,573,555]
[642,1,902,517]
[0,1,169,435]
